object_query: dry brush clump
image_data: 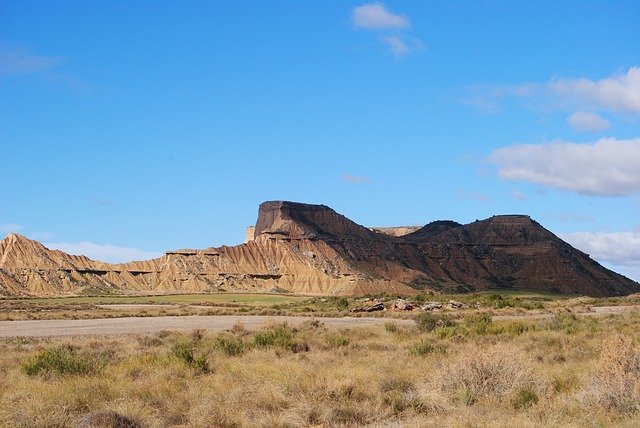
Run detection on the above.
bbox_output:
[434,342,551,409]
[578,334,640,414]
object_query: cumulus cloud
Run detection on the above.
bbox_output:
[380,35,424,57]
[380,35,409,56]
[44,241,162,263]
[0,44,62,76]
[567,111,610,132]
[561,231,640,267]
[488,137,640,196]
[550,67,640,113]
[350,3,422,57]
[341,173,371,184]
[352,2,410,29]
[464,67,640,118]
[0,223,22,234]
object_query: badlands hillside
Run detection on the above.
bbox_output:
[0,201,638,297]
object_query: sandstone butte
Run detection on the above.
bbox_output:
[1,201,639,298]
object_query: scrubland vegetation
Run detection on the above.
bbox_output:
[3,291,638,321]
[1,311,639,427]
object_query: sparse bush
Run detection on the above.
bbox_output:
[215,334,245,356]
[433,325,464,339]
[302,319,323,329]
[253,323,295,349]
[436,343,550,405]
[578,335,640,414]
[413,294,425,304]
[499,321,529,336]
[327,335,350,348]
[22,344,100,376]
[190,329,205,343]
[336,297,349,309]
[415,313,456,332]
[384,322,398,333]
[231,320,248,335]
[544,314,580,333]
[410,340,445,356]
[463,313,492,334]
[172,341,209,373]
[512,387,538,409]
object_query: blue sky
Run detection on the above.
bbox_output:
[1,1,639,280]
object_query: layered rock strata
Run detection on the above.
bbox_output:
[1,201,638,297]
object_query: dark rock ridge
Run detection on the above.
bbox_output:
[1,201,638,297]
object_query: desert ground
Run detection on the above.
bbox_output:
[0,291,639,427]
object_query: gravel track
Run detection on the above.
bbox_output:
[0,315,413,338]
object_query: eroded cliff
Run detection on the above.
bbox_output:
[1,201,638,297]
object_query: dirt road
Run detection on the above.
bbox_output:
[493,305,640,321]
[0,315,414,338]
[1,305,637,338]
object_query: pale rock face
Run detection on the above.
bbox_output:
[1,202,639,297]
[244,227,255,243]
[370,226,421,237]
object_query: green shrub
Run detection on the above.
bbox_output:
[412,294,428,304]
[500,321,529,336]
[410,340,444,356]
[215,334,245,356]
[512,387,538,409]
[172,341,209,373]
[327,335,350,348]
[463,314,492,335]
[544,314,580,333]
[22,345,97,376]
[336,297,349,309]
[415,313,456,332]
[434,325,464,339]
[384,322,398,333]
[253,323,295,348]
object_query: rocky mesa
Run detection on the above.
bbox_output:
[1,201,638,297]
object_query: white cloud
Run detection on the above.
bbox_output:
[341,173,370,184]
[380,35,423,57]
[488,137,640,196]
[381,35,409,57]
[352,2,410,30]
[561,231,640,267]
[567,111,610,132]
[0,223,22,235]
[0,45,62,76]
[44,241,162,264]
[550,67,640,113]
[464,67,640,118]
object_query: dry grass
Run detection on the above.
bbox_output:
[578,334,640,414]
[435,342,551,407]
[0,312,639,426]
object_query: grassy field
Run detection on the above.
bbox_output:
[0,311,638,426]
[1,290,638,321]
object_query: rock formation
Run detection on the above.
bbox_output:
[1,201,638,297]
